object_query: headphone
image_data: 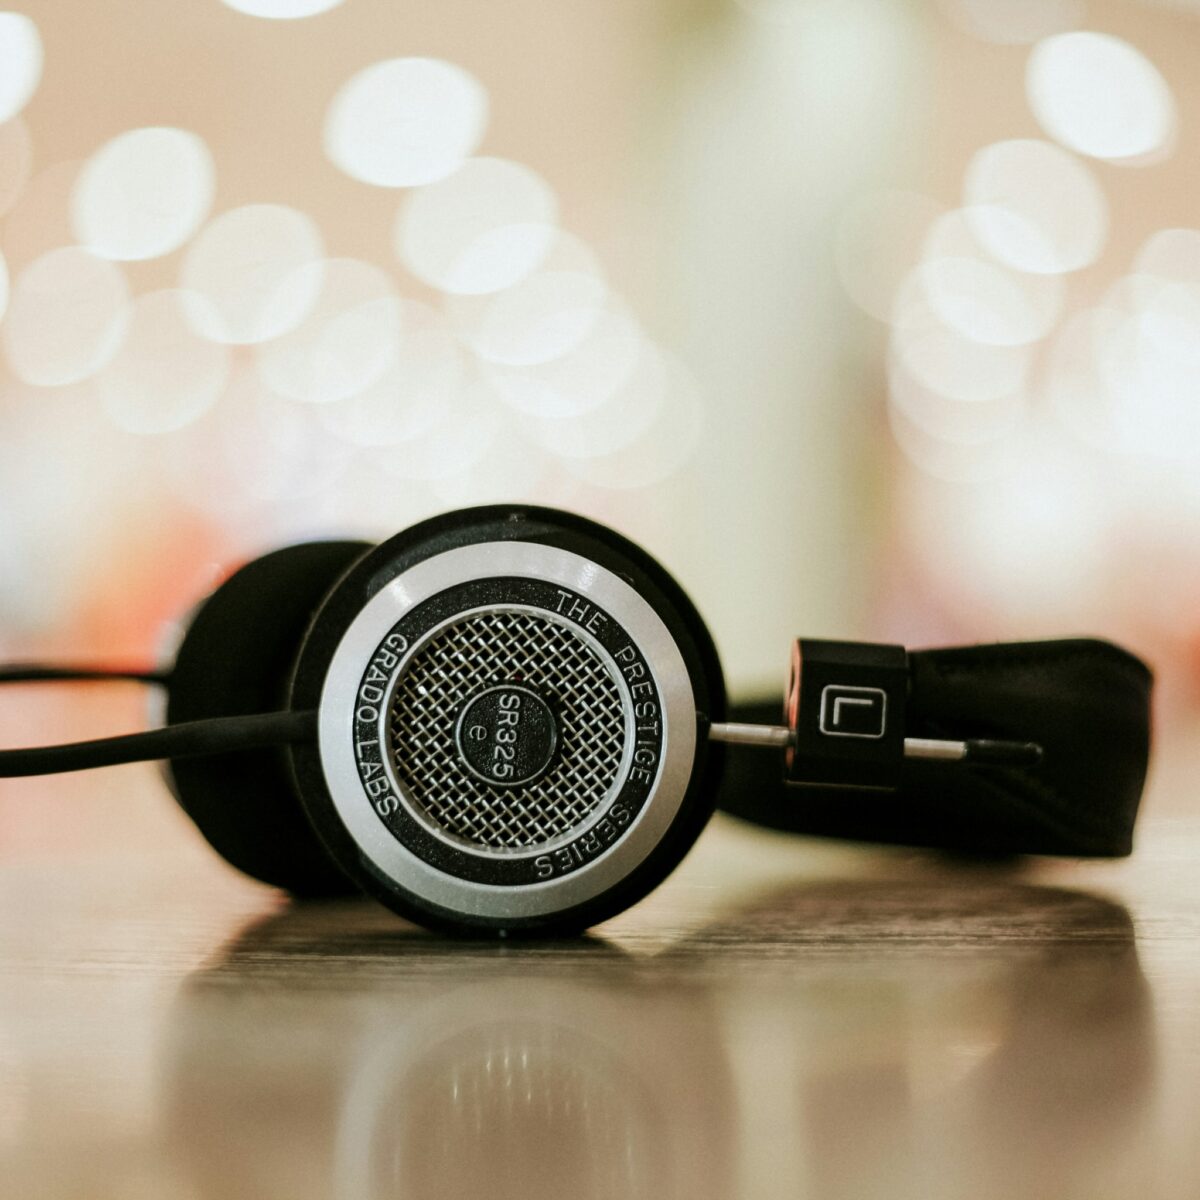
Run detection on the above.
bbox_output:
[0,505,1154,936]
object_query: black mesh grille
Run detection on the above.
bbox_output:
[389,609,627,850]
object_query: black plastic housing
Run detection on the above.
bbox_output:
[786,639,908,790]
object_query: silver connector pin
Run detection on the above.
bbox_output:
[708,723,1039,766]
[708,722,792,749]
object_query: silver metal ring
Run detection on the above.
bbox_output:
[317,540,697,922]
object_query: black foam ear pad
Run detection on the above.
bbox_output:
[165,540,370,896]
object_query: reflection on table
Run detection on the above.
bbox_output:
[163,873,1150,1200]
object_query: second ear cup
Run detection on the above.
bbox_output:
[165,540,370,896]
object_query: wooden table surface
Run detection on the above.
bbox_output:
[1,758,1198,1200]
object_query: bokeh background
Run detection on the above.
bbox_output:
[1,0,1198,855]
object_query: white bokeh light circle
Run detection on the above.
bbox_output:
[71,127,215,262]
[484,304,644,420]
[892,277,1031,402]
[964,139,1107,274]
[835,189,944,322]
[1044,306,1125,453]
[918,257,1052,347]
[2,247,129,386]
[888,355,1025,446]
[1136,228,1200,281]
[325,57,487,188]
[887,398,1030,484]
[97,289,230,434]
[1133,228,1200,310]
[317,299,464,447]
[919,209,1063,345]
[561,353,705,490]
[916,254,1060,345]
[0,13,41,124]
[1027,32,1175,163]
[920,204,992,264]
[373,379,501,482]
[395,157,558,295]
[0,118,32,218]
[1133,282,1200,369]
[222,0,344,18]
[444,232,607,366]
[180,204,324,344]
[1045,293,1200,462]
[256,258,401,404]
[533,339,670,460]
[1097,306,1200,461]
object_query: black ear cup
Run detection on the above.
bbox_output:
[165,540,370,896]
[287,505,727,935]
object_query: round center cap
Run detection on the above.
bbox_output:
[454,684,559,789]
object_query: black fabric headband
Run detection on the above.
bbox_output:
[716,639,1152,857]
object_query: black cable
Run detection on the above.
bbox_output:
[0,710,317,778]
[0,665,171,685]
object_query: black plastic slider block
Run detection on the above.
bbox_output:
[784,639,909,790]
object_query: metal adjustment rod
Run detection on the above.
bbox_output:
[708,722,1042,766]
[708,638,1042,790]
